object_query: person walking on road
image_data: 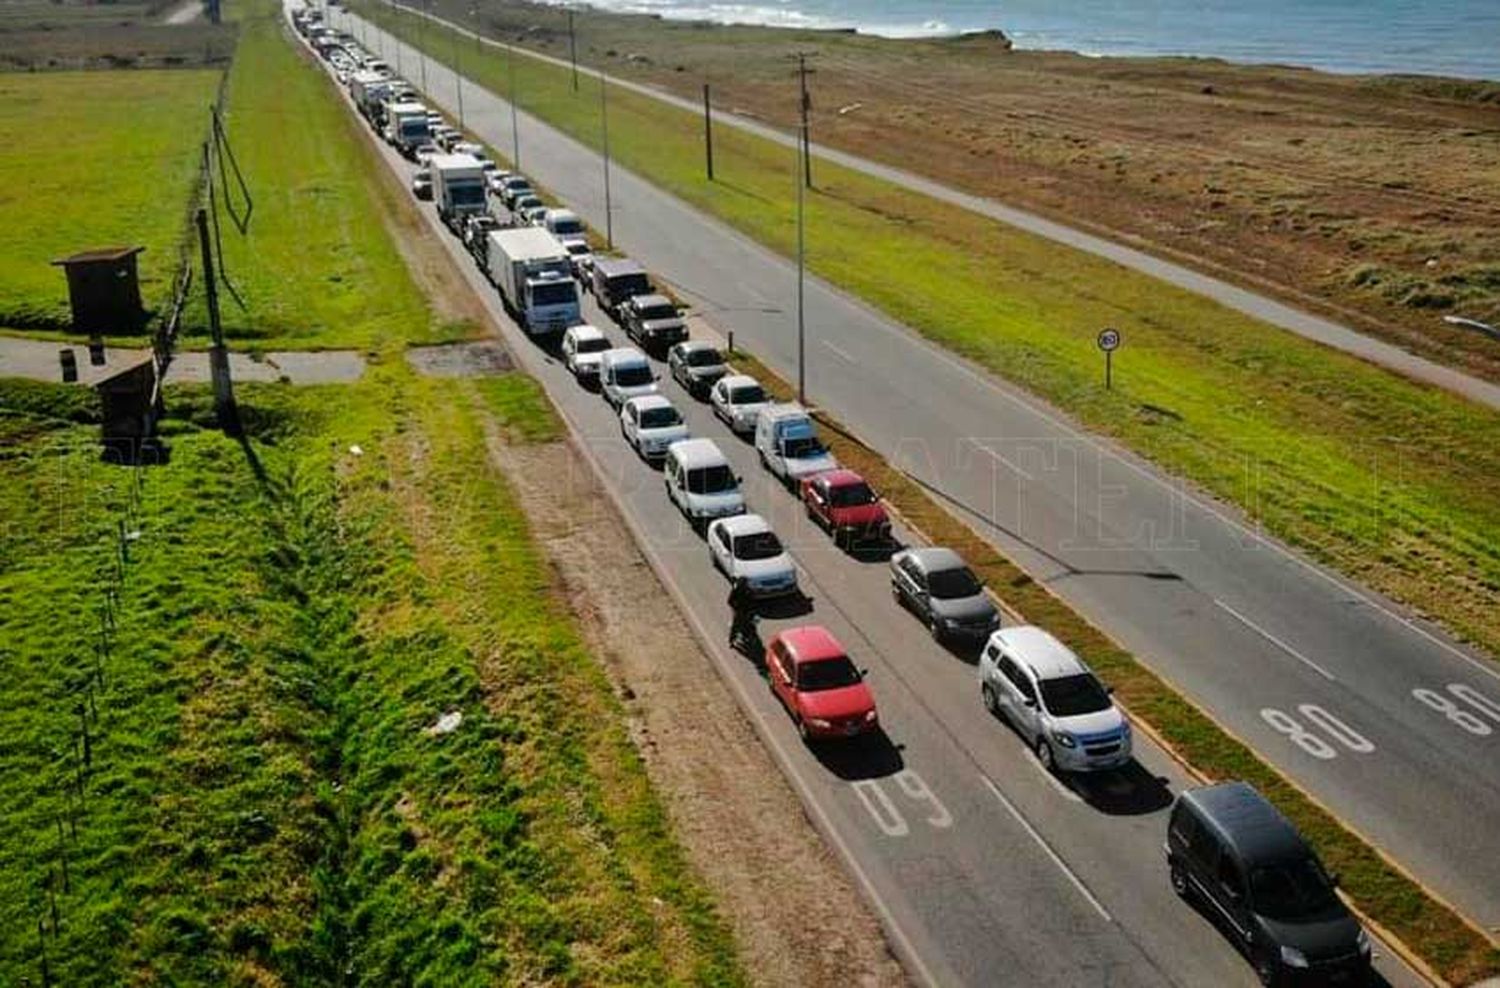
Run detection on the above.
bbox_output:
[728,576,759,655]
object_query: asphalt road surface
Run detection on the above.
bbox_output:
[330,8,1500,936]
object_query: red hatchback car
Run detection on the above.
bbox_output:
[801,469,891,549]
[765,626,879,742]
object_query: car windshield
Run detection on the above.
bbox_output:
[567,242,590,256]
[638,304,678,322]
[1038,673,1112,717]
[575,336,610,354]
[687,464,736,494]
[506,181,532,193]
[451,185,485,206]
[730,385,766,405]
[553,219,584,235]
[608,273,652,296]
[685,348,722,367]
[734,531,783,561]
[531,281,577,306]
[829,482,876,507]
[516,198,541,210]
[782,436,825,460]
[614,364,653,387]
[928,565,982,599]
[639,406,682,429]
[797,656,862,692]
[1250,858,1339,921]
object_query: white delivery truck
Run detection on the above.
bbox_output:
[486,227,581,336]
[348,71,390,126]
[383,101,431,156]
[430,154,487,228]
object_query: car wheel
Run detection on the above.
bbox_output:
[796,715,812,744]
[1169,859,1190,899]
[982,682,1000,716]
[758,449,767,469]
[1035,736,1057,775]
[929,614,945,642]
[1253,948,1281,988]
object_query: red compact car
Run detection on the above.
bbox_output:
[765,625,879,742]
[801,469,890,549]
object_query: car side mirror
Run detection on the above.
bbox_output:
[1328,871,1341,889]
[1106,685,1115,695]
[1023,697,1038,709]
[860,668,870,678]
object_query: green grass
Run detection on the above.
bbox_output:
[357,2,1500,665]
[177,1,474,350]
[0,366,744,985]
[0,69,220,332]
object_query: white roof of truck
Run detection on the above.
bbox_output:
[429,153,483,173]
[488,225,566,259]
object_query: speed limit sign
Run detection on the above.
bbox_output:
[1097,328,1121,352]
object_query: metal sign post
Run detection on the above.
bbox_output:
[1097,327,1121,389]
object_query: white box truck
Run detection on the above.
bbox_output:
[348,71,390,125]
[430,154,487,228]
[383,101,431,156]
[486,227,581,336]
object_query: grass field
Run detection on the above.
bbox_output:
[1,7,742,981]
[351,3,1500,665]
[180,1,475,349]
[0,368,743,985]
[0,69,220,332]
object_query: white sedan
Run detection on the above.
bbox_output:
[707,514,799,598]
[711,374,771,435]
[620,394,689,461]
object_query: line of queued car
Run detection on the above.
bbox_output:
[297,10,1382,981]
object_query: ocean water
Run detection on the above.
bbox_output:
[570,0,1500,80]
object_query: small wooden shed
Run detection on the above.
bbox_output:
[51,246,147,336]
[95,355,161,462]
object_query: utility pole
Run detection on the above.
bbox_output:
[508,43,520,166]
[703,82,714,181]
[798,53,813,189]
[601,73,613,249]
[454,29,465,127]
[418,0,428,93]
[394,3,403,75]
[795,119,805,405]
[470,4,480,53]
[568,8,579,92]
[196,205,236,429]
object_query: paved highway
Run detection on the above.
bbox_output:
[382,0,1500,413]
[331,8,1500,935]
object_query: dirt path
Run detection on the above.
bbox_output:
[479,419,908,988]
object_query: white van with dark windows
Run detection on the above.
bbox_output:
[664,438,745,530]
[755,403,837,488]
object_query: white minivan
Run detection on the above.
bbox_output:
[979,625,1132,775]
[599,347,658,409]
[755,403,837,488]
[663,438,745,530]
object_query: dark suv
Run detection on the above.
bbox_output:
[1166,782,1371,987]
[621,293,687,351]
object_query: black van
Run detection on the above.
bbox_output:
[1165,782,1371,986]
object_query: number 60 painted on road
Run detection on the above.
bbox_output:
[851,771,953,838]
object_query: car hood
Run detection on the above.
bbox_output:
[731,401,770,420]
[737,554,795,584]
[641,317,685,333]
[799,682,876,720]
[1258,907,1362,961]
[685,364,727,380]
[830,502,888,527]
[686,489,744,515]
[930,593,998,625]
[1049,706,1125,738]
[615,383,659,399]
[785,451,838,477]
[639,424,689,446]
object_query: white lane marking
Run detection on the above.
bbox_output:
[316,23,946,987]
[376,0,1500,692]
[852,779,911,838]
[1214,598,1337,681]
[964,437,1035,483]
[894,769,955,828]
[981,775,1112,923]
[821,339,856,364]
